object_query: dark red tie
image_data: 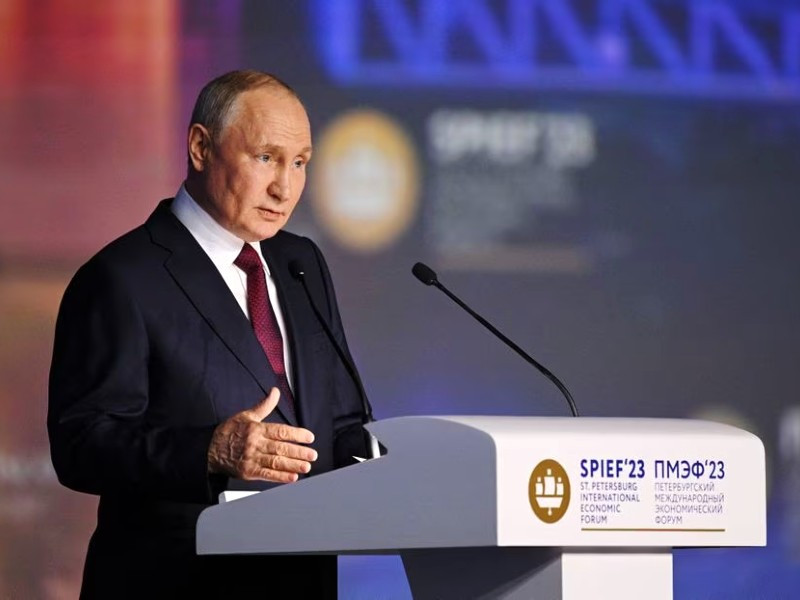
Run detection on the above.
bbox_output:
[234,243,295,415]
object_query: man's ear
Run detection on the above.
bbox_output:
[188,124,212,172]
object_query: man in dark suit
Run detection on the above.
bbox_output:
[48,70,371,598]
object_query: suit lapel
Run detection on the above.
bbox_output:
[145,200,298,425]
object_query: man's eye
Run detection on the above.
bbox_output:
[293,159,306,168]
[259,154,271,162]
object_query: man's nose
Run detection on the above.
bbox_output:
[268,166,290,202]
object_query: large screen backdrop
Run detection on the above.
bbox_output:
[1,1,798,597]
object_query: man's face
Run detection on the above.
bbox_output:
[190,87,312,241]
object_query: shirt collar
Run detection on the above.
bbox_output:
[171,183,269,273]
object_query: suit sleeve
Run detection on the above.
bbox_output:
[306,239,374,465]
[47,257,220,503]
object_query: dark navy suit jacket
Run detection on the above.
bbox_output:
[48,200,368,598]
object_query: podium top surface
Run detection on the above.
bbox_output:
[369,415,758,439]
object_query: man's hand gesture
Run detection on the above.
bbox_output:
[207,387,317,483]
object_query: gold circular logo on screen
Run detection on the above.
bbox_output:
[529,459,570,523]
[310,110,419,252]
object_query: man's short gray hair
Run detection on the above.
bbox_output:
[189,70,301,142]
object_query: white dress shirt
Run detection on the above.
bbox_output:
[171,184,294,391]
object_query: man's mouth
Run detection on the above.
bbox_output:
[257,207,282,218]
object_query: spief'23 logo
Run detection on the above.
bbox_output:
[310,110,419,253]
[528,459,570,523]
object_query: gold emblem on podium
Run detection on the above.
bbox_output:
[529,459,570,523]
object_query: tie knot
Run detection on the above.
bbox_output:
[234,243,262,275]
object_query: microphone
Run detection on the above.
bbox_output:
[412,262,580,417]
[289,260,382,459]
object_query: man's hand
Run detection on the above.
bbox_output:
[207,387,317,483]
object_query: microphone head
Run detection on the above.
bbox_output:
[289,260,305,280]
[412,262,438,286]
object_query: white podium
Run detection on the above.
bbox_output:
[196,416,766,599]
